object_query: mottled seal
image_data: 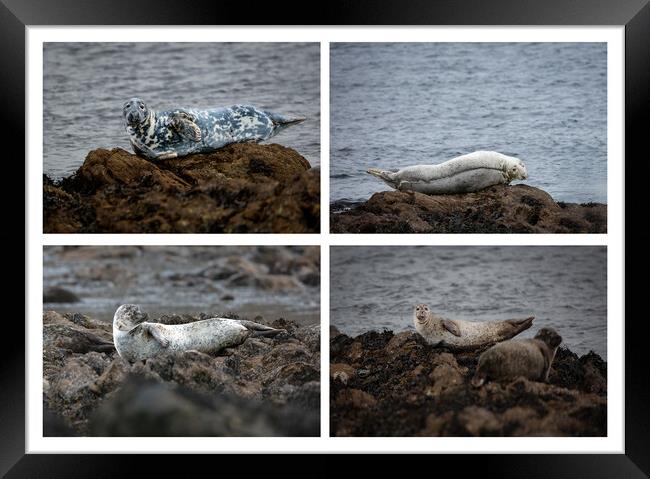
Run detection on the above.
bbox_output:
[367,151,528,194]
[122,98,305,160]
[471,327,563,387]
[112,304,283,362]
[413,303,534,351]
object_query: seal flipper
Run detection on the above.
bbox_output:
[505,316,535,332]
[441,319,462,337]
[235,319,285,338]
[136,323,169,348]
[367,168,399,188]
[266,111,306,127]
[169,112,202,142]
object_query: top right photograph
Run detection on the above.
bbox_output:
[330,42,607,234]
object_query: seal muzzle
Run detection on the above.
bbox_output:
[414,303,430,323]
[123,97,149,126]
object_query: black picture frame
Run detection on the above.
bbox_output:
[5,0,648,476]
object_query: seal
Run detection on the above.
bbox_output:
[413,303,534,351]
[122,98,305,160]
[471,327,563,387]
[367,150,528,195]
[112,304,284,362]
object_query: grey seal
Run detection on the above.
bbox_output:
[112,304,283,362]
[367,150,528,194]
[122,98,305,160]
[413,303,534,351]
[471,327,563,387]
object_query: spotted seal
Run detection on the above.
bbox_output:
[367,151,528,194]
[122,98,305,160]
[471,327,563,387]
[413,303,534,351]
[112,304,284,362]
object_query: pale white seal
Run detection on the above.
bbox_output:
[367,150,528,194]
[471,327,563,387]
[414,303,534,351]
[112,304,283,362]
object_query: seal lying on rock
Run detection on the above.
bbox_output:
[367,151,528,194]
[123,98,305,160]
[113,304,284,362]
[413,303,534,351]
[471,327,563,387]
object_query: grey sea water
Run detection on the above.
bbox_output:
[44,42,320,178]
[331,246,607,358]
[43,246,320,326]
[330,42,607,204]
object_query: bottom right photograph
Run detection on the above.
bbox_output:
[330,246,607,437]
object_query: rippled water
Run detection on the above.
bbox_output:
[331,246,607,358]
[43,246,320,326]
[331,43,607,204]
[44,42,320,178]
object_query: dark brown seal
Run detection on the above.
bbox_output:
[471,327,563,387]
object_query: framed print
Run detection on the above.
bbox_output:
[5,0,648,476]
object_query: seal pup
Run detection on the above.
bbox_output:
[471,327,563,387]
[112,304,284,362]
[122,98,305,160]
[413,303,534,351]
[367,150,528,195]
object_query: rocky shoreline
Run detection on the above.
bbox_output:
[43,311,320,436]
[330,327,606,437]
[44,144,320,233]
[330,184,606,233]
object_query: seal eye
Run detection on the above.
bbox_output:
[139,105,145,110]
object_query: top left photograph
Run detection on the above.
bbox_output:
[42,42,321,234]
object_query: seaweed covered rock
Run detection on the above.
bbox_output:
[330,329,606,437]
[330,184,606,234]
[43,311,320,436]
[44,144,319,233]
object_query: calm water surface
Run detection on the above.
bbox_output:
[43,246,320,326]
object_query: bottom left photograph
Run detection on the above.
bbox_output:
[42,245,321,437]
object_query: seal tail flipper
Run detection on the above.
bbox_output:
[367,168,399,188]
[235,319,286,338]
[506,316,535,332]
[266,111,306,133]
[236,320,277,331]
[251,329,286,338]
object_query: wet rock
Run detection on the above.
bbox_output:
[90,376,319,437]
[43,287,80,303]
[335,388,377,408]
[331,363,356,384]
[43,310,320,436]
[331,185,606,234]
[330,328,607,437]
[458,406,501,436]
[44,145,320,233]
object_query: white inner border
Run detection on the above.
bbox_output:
[27,26,623,453]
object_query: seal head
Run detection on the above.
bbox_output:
[504,156,528,181]
[113,303,149,331]
[122,98,151,127]
[534,326,562,348]
[414,303,430,324]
